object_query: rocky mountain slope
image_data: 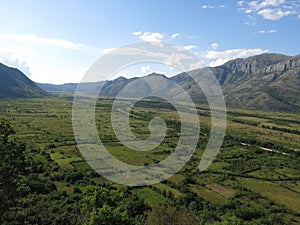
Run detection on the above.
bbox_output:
[100,53,300,112]
[202,53,299,111]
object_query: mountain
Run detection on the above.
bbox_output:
[98,53,300,112]
[37,83,79,93]
[0,63,48,99]
[99,76,133,96]
[177,53,300,112]
[37,81,105,94]
[99,73,169,97]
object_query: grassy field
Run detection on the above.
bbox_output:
[0,94,300,224]
[132,187,170,206]
[239,178,300,213]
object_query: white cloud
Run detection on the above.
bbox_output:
[163,52,194,70]
[237,1,244,7]
[141,65,150,74]
[102,47,117,54]
[202,5,214,9]
[132,31,142,36]
[204,48,268,67]
[258,29,277,34]
[205,48,268,59]
[244,14,257,26]
[0,46,34,76]
[211,43,219,50]
[258,8,294,20]
[202,4,225,9]
[268,29,277,33]
[133,32,164,42]
[209,58,232,67]
[249,0,285,11]
[239,0,299,22]
[189,60,206,70]
[0,44,90,84]
[183,45,197,51]
[0,33,83,49]
[171,33,180,39]
[298,14,300,19]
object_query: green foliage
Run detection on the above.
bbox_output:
[80,186,148,225]
[213,214,243,225]
[25,174,57,194]
[0,118,27,216]
[146,205,200,225]
[0,96,300,224]
[2,192,81,225]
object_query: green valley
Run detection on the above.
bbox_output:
[0,95,299,224]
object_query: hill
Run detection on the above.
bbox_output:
[0,63,48,99]
[100,53,300,112]
[37,81,105,94]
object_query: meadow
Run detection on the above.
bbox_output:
[0,94,300,224]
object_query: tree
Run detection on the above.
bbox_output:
[0,118,27,217]
[80,186,133,225]
[146,205,178,225]
[146,205,200,225]
[214,213,244,225]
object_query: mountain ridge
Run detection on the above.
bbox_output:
[0,63,48,99]
[37,81,105,94]
[97,53,300,112]
[2,52,299,112]
[210,53,300,111]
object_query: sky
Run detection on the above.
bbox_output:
[0,0,299,84]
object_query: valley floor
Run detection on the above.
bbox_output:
[0,95,300,224]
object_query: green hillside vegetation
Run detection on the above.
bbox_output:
[0,63,48,99]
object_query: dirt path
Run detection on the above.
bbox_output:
[206,183,235,198]
[241,142,289,155]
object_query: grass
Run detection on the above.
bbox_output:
[50,152,64,160]
[50,152,82,169]
[192,185,227,203]
[167,174,184,184]
[54,181,74,193]
[55,157,83,169]
[72,161,91,171]
[239,177,300,213]
[0,95,300,222]
[153,183,183,198]
[206,183,235,198]
[132,187,170,206]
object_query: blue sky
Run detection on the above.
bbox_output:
[0,0,299,84]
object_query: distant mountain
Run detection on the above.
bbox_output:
[0,63,48,99]
[97,53,300,112]
[178,53,300,112]
[99,73,168,97]
[37,83,79,93]
[37,81,105,94]
[99,77,133,96]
